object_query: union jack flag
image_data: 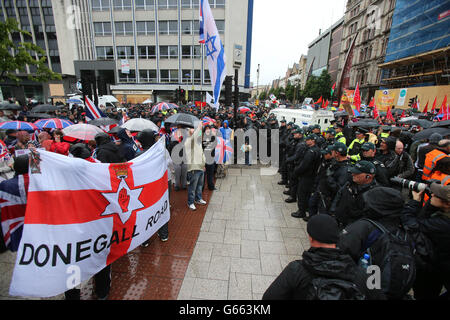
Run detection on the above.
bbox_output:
[0,174,29,251]
[0,139,12,161]
[202,116,216,126]
[84,96,106,121]
[215,137,233,164]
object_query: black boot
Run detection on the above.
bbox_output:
[285,197,296,203]
[283,190,291,195]
[278,180,287,185]
[291,211,306,218]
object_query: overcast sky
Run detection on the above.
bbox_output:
[249,0,347,86]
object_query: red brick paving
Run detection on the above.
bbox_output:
[80,185,213,300]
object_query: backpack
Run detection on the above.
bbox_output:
[306,277,366,300]
[361,219,416,299]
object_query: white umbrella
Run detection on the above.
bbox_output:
[398,116,419,122]
[121,118,159,132]
[142,99,153,104]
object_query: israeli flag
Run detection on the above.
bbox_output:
[199,0,226,109]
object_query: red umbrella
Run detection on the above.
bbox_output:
[62,124,104,141]
[238,107,250,114]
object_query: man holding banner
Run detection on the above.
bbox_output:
[8,139,170,298]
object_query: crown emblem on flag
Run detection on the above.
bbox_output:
[112,164,129,179]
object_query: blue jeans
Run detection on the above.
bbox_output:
[187,170,204,205]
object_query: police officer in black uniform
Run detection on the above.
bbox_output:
[291,134,321,219]
[284,128,306,203]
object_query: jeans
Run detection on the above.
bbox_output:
[187,170,204,205]
[157,181,171,239]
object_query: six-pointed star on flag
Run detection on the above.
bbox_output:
[101,179,145,224]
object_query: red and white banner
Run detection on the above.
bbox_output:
[9,139,169,297]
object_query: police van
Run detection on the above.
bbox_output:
[269,107,335,132]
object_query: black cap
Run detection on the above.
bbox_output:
[349,160,376,174]
[307,214,339,244]
[361,142,376,151]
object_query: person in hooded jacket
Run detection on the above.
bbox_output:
[262,214,384,300]
[338,187,416,300]
[401,183,450,300]
[94,132,126,163]
[136,130,174,244]
[117,128,139,161]
[69,143,97,163]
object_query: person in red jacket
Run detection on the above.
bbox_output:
[49,129,70,156]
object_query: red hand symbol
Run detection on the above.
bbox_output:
[118,188,130,213]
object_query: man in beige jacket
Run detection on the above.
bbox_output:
[185,124,207,211]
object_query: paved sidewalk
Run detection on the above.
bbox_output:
[177,167,310,300]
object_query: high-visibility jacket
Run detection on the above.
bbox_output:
[335,132,346,145]
[424,170,450,203]
[380,132,390,139]
[422,149,449,181]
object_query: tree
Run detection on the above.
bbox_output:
[259,91,267,100]
[302,70,332,101]
[0,18,61,83]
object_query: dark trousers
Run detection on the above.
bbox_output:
[64,265,111,300]
[296,176,315,214]
[158,180,171,239]
[308,190,329,216]
[204,164,215,190]
[413,266,450,300]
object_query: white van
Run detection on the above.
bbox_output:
[68,95,120,110]
[269,108,335,132]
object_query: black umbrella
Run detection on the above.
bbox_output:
[412,127,450,141]
[165,113,201,128]
[32,104,62,112]
[348,120,380,128]
[334,111,348,117]
[88,117,119,127]
[0,103,22,110]
[431,120,450,128]
[399,118,433,128]
[391,108,406,115]
[108,126,121,134]
[26,112,53,119]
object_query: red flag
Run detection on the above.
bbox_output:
[400,110,406,118]
[353,83,361,112]
[316,96,323,104]
[322,100,329,109]
[442,96,449,121]
[369,97,375,107]
[386,107,395,121]
[373,103,379,119]
[441,95,448,110]
[422,101,429,114]
[431,96,437,113]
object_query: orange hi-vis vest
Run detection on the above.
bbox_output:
[424,170,450,204]
[422,149,449,181]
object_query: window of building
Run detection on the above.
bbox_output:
[96,46,114,59]
[139,69,157,82]
[216,20,225,33]
[136,21,155,35]
[136,0,155,10]
[160,69,178,83]
[138,46,156,59]
[113,0,132,10]
[204,70,211,84]
[181,0,199,8]
[182,45,201,58]
[182,70,201,83]
[115,21,133,35]
[181,20,200,35]
[158,0,177,10]
[213,0,226,8]
[159,20,178,35]
[159,45,178,59]
[119,69,136,82]
[117,46,135,59]
[94,22,112,36]
[92,0,110,11]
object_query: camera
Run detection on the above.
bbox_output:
[390,177,435,193]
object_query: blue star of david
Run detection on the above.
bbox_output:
[205,33,217,60]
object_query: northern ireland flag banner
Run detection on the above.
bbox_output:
[9,139,169,297]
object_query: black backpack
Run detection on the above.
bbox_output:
[306,277,366,300]
[362,219,416,299]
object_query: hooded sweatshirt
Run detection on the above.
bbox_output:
[95,133,126,164]
[117,128,139,161]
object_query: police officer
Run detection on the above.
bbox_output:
[328,142,352,200]
[324,128,336,148]
[308,145,335,220]
[360,142,390,187]
[291,134,321,219]
[348,129,367,162]
[330,160,378,227]
[335,124,347,145]
[311,124,326,149]
[278,122,294,185]
[285,128,307,203]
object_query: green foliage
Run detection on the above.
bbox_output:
[259,91,267,100]
[301,70,332,101]
[0,18,61,83]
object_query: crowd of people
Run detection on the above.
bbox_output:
[0,98,449,300]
